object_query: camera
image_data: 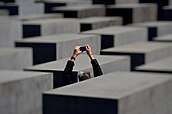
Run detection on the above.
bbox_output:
[79,46,86,52]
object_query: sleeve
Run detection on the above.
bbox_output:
[91,59,103,77]
[63,60,75,85]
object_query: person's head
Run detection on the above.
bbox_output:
[78,71,92,81]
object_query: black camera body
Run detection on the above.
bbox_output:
[80,46,86,51]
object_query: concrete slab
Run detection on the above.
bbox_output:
[52,5,106,18]
[93,0,139,5]
[82,26,147,49]
[139,0,168,20]
[154,34,172,42]
[101,42,172,70]
[0,3,44,16]
[41,0,92,13]
[11,13,63,21]
[0,0,35,4]
[0,70,53,114]
[80,17,122,31]
[163,5,172,20]
[22,18,80,38]
[18,3,44,16]
[130,21,172,40]
[25,55,130,87]
[0,3,18,15]
[0,18,22,47]
[0,9,9,15]
[15,34,100,65]
[0,48,32,70]
[136,57,172,74]
[43,71,172,114]
[106,4,157,25]
[0,14,63,46]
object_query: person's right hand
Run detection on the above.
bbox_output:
[72,46,82,59]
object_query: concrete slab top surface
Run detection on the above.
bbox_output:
[16,34,98,43]
[80,17,121,23]
[12,13,63,21]
[0,3,18,6]
[0,10,8,14]
[163,5,172,9]
[53,5,105,11]
[83,26,145,35]
[43,0,91,4]
[155,34,172,41]
[136,57,172,71]
[0,70,51,84]
[25,55,128,71]
[108,3,155,9]
[44,71,172,99]
[131,21,172,27]
[22,18,78,24]
[0,48,31,56]
[101,42,172,53]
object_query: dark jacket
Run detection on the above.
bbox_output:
[63,59,103,85]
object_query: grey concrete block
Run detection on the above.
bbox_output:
[106,4,157,25]
[136,56,172,74]
[0,3,18,15]
[11,13,63,21]
[1,0,35,4]
[42,0,91,5]
[52,5,106,18]
[0,3,44,16]
[18,3,44,16]
[22,18,80,38]
[130,21,172,41]
[101,42,172,70]
[163,5,172,21]
[93,0,139,5]
[82,26,147,49]
[0,70,53,114]
[43,71,172,114]
[25,55,130,87]
[80,17,122,31]
[42,0,92,13]
[0,18,22,47]
[154,34,172,42]
[16,34,100,64]
[0,14,63,46]
[0,48,33,70]
[0,9,9,15]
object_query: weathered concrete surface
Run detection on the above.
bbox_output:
[22,18,80,38]
[0,70,53,114]
[107,3,157,25]
[16,34,100,64]
[0,48,33,70]
[136,56,172,73]
[80,16,122,31]
[25,55,130,87]
[130,21,172,40]
[101,42,172,70]
[43,71,172,114]
[82,26,147,49]
[52,5,106,18]
[0,18,22,47]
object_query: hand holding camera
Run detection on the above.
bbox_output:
[71,44,94,61]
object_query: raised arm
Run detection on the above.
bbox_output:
[63,46,82,85]
[85,44,103,77]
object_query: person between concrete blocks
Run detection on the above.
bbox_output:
[63,44,103,85]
